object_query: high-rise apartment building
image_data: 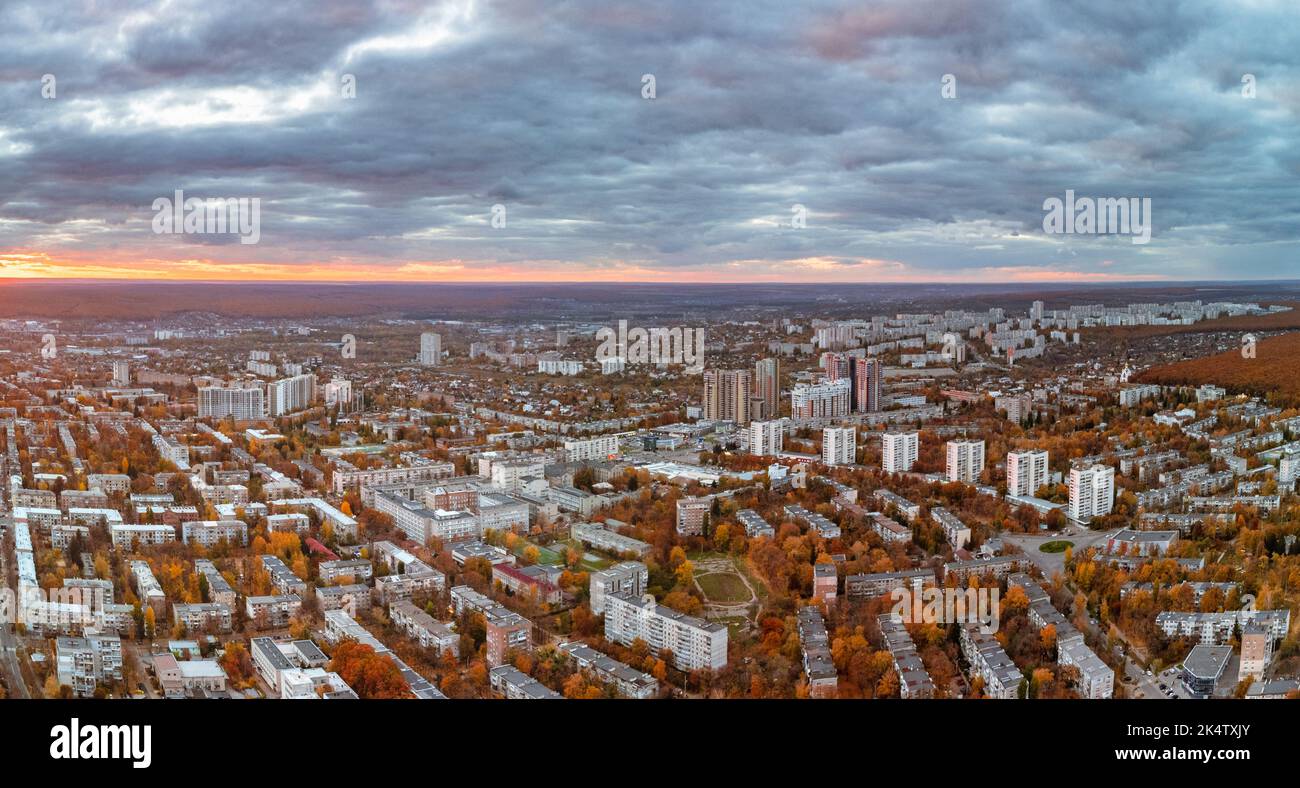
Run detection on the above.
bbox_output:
[754,357,779,420]
[853,356,882,412]
[996,393,1033,423]
[1007,449,1049,497]
[790,379,851,420]
[748,419,784,456]
[1069,464,1115,523]
[265,374,316,417]
[820,352,850,381]
[676,496,711,536]
[199,386,265,420]
[703,369,753,424]
[882,432,919,473]
[322,378,353,408]
[111,361,131,387]
[419,332,442,366]
[945,440,986,483]
[822,427,855,466]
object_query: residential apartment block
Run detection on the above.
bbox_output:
[604,592,728,672]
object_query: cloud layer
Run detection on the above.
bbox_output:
[1,0,1297,281]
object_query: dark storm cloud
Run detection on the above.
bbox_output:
[0,0,1297,279]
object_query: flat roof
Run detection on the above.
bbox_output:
[1183,645,1233,680]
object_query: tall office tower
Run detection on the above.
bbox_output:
[1068,465,1115,523]
[755,357,780,420]
[853,356,882,412]
[820,352,850,381]
[198,386,265,420]
[702,369,753,424]
[748,420,784,456]
[790,379,851,419]
[266,373,316,417]
[945,440,986,483]
[419,332,442,366]
[111,361,131,387]
[882,431,919,473]
[822,427,856,466]
[1006,449,1050,497]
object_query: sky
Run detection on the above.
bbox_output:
[0,0,1297,283]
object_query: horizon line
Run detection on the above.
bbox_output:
[1,276,1298,286]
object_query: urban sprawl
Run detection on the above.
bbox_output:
[2,295,1298,701]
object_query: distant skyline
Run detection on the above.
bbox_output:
[2,0,1298,282]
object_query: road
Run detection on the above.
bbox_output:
[1001,526,1196,700]
[0,624,29,699]
[1000,527,1119,578]
[0,543,31,698]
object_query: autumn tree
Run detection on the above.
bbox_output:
[329,640,410,699]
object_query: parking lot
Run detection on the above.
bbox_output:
[1123,662,1189,699]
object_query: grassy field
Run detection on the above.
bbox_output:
[696,572,752,604]
[714,616,752,640]
[533,540,613,572]
[578,551,613,572]
[511,540,564,566]
[1039,540,1074,553]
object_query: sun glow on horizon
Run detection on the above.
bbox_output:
[0,249,1173,284]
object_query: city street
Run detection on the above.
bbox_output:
[1001,527,1119,578]
[0,538,30,699]
[0,625,29,699]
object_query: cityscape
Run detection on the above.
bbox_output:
[2,0,1299,769]
[1,281,1298,704]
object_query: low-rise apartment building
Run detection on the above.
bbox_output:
[390,599,459,658]
[245,595,302,629]
[558,641,658,699]
[172,602,233,633]
[181,519,249,547]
